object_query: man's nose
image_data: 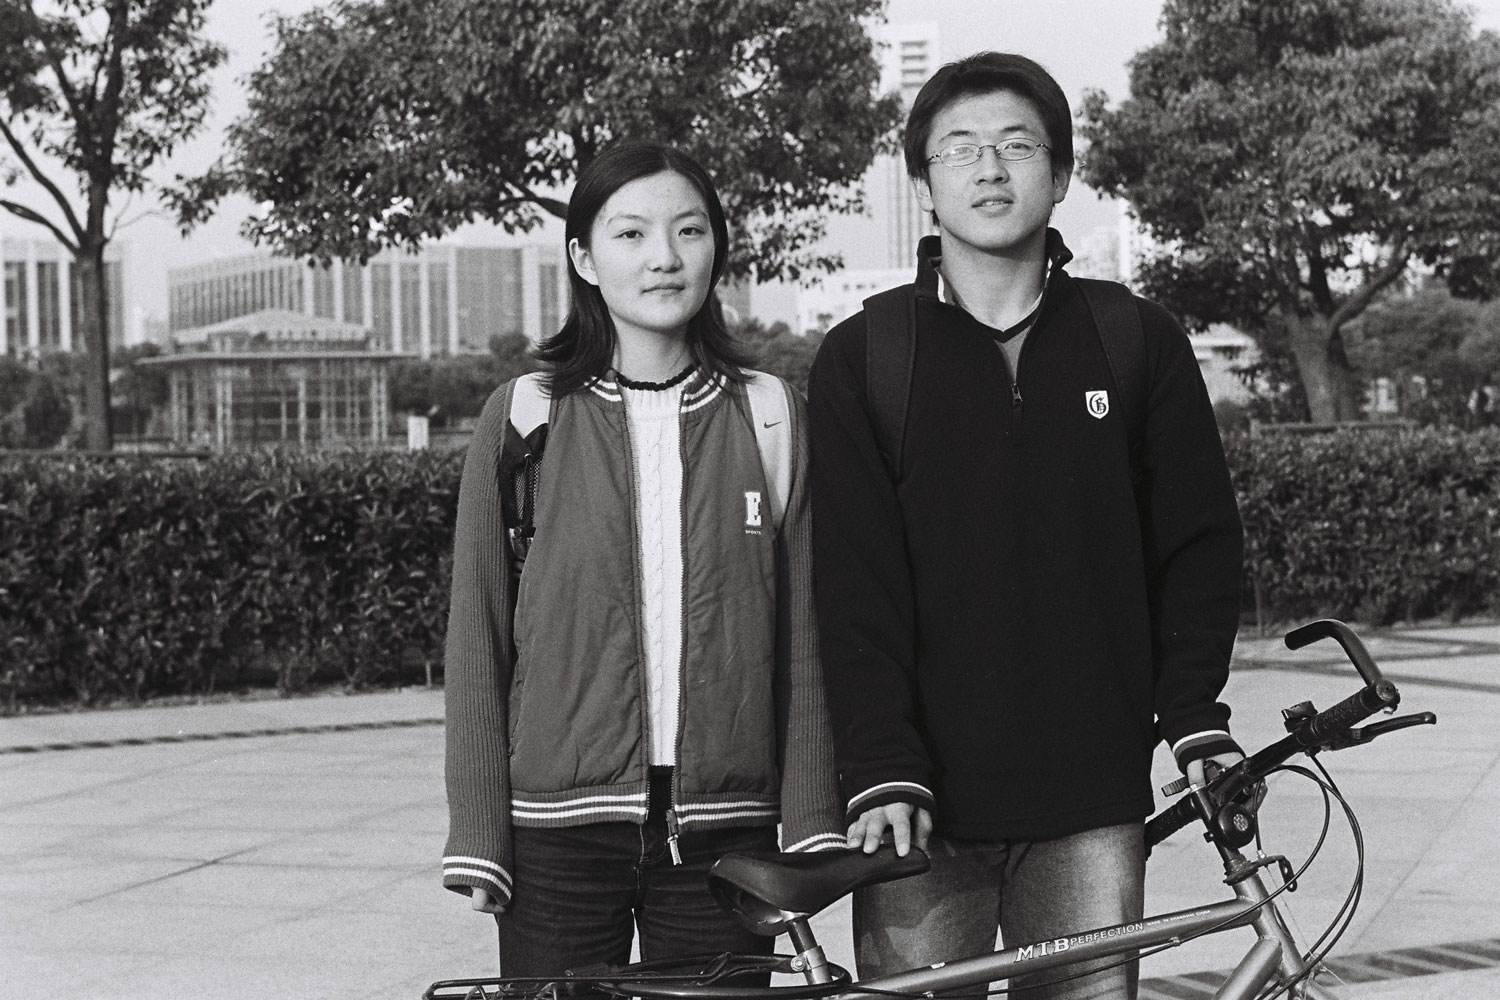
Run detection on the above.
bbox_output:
[974,145,1009,180]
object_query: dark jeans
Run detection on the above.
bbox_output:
[496,769,777,981]
[854,822,1146,1000]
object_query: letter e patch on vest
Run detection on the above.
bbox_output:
[744,490,764,534]
[1086,390,1110,420]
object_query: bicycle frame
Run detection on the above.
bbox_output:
[843,845,1333,1000]
[428,622,1426,1000]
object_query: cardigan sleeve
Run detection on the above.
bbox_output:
[772,382,849,853]
[442,382,518,905]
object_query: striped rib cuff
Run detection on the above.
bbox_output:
[845,780,935,825]
[1171,730,1241,772]
[783,831,850,853]
[443,855,514,904]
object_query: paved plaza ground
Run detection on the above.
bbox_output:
[3,623,1499,999]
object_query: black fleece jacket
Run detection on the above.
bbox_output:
[807,236,1244,841]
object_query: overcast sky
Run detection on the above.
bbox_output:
[10,0,1500,325]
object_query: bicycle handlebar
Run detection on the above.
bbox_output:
[1284,619,1384,686]
[1146,620,1419,850]
[1300,679,1400,745]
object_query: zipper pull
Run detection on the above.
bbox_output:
[1011,383,1023,409]
[665,809,683,866]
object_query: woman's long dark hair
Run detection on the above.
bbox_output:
[533,141,751,396]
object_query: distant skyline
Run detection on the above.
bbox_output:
[7,0,1500,333]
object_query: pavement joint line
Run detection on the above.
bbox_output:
[70,846,263,908]
[1138,935,1500,997]
[1240,659,1500,694]
[0,716,444,756]
[1237,633,1500,658]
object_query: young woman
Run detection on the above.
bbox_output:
[442,141,845,977]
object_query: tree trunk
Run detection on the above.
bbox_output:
[74,242,113,451]
[1284,311,1361,423]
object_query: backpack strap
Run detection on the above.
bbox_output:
[1074,278,1148,485]
[501,372,552,574]
[863,284,918,481]
[743,371,793,535]
[508,371,551,440]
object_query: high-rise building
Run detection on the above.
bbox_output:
[168,241,569,358]
[789,21,940,328]
[1,235,126,355]
[874,21,941,271]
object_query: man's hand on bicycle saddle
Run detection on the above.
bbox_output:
[470,887,505,914]
[847,802,933,856]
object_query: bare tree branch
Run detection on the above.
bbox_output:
[0,117,85,240]
[0,198,78,252]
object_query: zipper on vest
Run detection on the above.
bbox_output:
[665,808,683,865]
[667,393,689,868]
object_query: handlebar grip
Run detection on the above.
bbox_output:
[1144,793,1198,849]
[1303,680,1400,744]
[1284,619,1384,686]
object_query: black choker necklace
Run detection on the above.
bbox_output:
[616,361,696,391]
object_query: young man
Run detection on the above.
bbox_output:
[807,53,1245,999]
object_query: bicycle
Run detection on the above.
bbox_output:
[426,619,1437,1000]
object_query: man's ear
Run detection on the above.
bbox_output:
[914,171,936,216]
[568,237,598,286]
[1051,164,1073,206]
[914,172,942,228]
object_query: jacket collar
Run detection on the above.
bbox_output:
[586,365,723,410]
[916,228,1075,304]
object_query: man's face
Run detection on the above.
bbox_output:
[915,89,1072,260]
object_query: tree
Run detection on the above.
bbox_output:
[1345,283,1500,425]
[736,318,822,395]
[390,333,541,425]
[110,340,167,438]
[168,0,902,282]
[1079,0,1500,423]
[0,0,225,450]
[0,356,71,448]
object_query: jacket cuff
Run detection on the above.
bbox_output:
[782,831,850,853]
[1171,730,1242,773]
[443,855,514,905]
[844,780,936,826]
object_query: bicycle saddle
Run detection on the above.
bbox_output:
[707,846,931,935]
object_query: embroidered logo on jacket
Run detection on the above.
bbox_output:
[744,491,764,534]
[1086,390,1110,420]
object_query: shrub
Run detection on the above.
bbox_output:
[0,449,459,709]
[3,428,1498,710]
[1231,427,1500,627]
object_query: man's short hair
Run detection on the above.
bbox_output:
[904,52,1074,179]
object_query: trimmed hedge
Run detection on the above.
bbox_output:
[1232,428,1500,627]
[3,428,1498,709]
[1,450,459,708]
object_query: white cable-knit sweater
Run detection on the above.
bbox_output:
[621,384,685,766]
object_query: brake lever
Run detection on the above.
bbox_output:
[1343,711,1437,746]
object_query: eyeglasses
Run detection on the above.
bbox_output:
[926,138,1050,168]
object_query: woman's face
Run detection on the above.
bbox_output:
[569,170,717,345]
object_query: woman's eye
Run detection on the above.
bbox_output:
[681,225,705,237]
[616,229,642,239]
